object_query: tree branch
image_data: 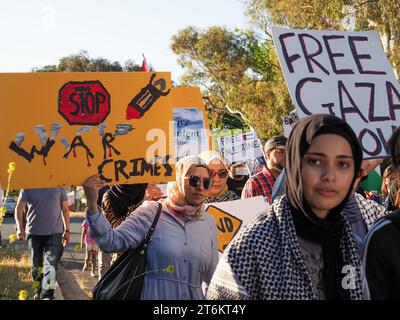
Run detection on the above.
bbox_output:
[354,0,379,8]
[202,96,246,124]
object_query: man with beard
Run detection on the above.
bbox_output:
[241,135,287,203]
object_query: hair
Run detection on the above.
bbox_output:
[382,165,397,195]
[389,126,400,169]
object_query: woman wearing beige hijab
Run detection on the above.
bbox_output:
[83,156,218,299]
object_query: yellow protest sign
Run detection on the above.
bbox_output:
[206,205,243,252]
[0,72,175,188]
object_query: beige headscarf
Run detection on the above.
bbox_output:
[164,155,209,220]
[198,150,229,197]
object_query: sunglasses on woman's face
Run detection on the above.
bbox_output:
[185,175,213,190]
[209,170,228,179]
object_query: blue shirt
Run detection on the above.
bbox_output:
[19,188,68,236]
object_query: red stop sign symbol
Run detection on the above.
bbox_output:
[58,81,111,125]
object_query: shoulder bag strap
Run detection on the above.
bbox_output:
[141,202,162,250]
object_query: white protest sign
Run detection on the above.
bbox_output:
[217,131,264,164]
[283,116,294,138]
[173,108,209,160]
[205,196,268,253]
[272,27,400,159]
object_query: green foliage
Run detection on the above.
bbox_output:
[246,0,400,74]
[32,50,142,72]
[171,26,293,140]
[246,0,347,30]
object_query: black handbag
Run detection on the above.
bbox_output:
[93,202,162,300]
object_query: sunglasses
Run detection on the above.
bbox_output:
[185,175,213,190]
[209,170,228,179]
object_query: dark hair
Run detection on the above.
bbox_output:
[389,126,400,169]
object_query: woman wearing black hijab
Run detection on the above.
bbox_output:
[207,114,367,300]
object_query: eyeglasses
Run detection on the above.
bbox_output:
[185,175,213,190]
[209,170,228,179]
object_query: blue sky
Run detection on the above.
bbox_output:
[0,0,249,82]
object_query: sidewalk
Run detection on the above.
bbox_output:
[54,281,63,300]
[56,266,89,300]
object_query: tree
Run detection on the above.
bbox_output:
[171,26,293,139]
[32,50,143,72]
[245,0,400,74]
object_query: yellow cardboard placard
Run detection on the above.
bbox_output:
[0,72,175,188]
[206,205,243,252]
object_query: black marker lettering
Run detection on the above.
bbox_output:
[322,35,354,74]
[279,33,301,73]
[299,33,330,75]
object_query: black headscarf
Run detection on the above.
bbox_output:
[285,114,362,300]
[108,184,148,219]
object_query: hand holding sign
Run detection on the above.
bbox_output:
[83,174,106,214]
[145,183,164,200]
[360,159,383,176]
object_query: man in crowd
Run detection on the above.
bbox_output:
[226,161,249,197]
[15,188,70,300]
[241,135,287,203]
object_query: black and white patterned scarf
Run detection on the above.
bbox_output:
[208,195,365,300]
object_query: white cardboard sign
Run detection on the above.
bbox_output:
[173,108,209,160]
[205,196,268,253]
[272,27,400,159]
[217,131,264,164]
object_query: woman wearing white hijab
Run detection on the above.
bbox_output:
[83,156,218,299]
[199,151,240,203]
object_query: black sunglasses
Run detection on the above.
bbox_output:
[209,170,228,179]
[185,175,213,190]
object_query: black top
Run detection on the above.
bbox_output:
[226,176,249,197]
[365,212,400,299]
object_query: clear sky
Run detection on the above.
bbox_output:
[0,0,249,82]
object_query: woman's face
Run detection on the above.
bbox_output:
[207,160,228,197]
[183,166,210,206]
[301,134,355,219]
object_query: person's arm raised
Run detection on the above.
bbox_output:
[83,174,106,215]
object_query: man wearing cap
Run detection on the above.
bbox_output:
[241,135,287,203]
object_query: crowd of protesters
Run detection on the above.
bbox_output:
[4,113,400,300]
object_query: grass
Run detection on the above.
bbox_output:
[0,246,34,300]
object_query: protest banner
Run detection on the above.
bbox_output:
[282,109,299,138]
[0,72,175,188]
[217,131,264,164]
[283,115,294,138]
[171,87,211,160]
[272,27,400,159]
[205,196,268,253]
